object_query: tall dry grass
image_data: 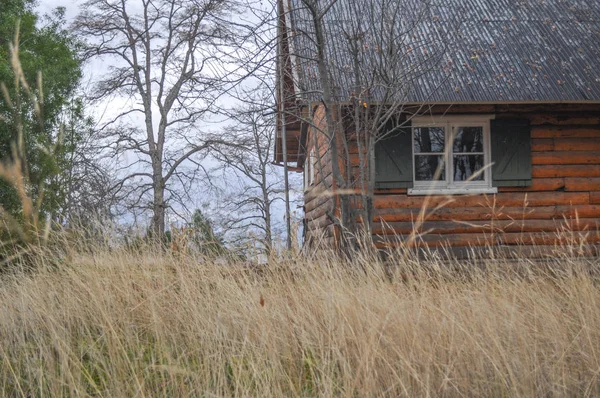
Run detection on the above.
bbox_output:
[1,242,600,397]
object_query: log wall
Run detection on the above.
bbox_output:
[304,105,337,248]
[303,103,600,251]
[371,104,600,249]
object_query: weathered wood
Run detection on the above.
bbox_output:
[531,126,600,139]
[533,165,600,178]
[532,151,600,165]
[529,116,600,126]
[304,189,333,213]
[374,231,600,248]
[591,192,600,205]
[531,139,554,151]
[373,205,600,223]
[305,201,333,222]
[372,219,600,236]
[564,178,600,192]
[305,104,600,250]
[498,178,565,192]
[553,138,600,151]
[304,180,331,202]
[374,192,589,209]
[307,212,332,230]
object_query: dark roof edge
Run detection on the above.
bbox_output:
[301,99,600,107]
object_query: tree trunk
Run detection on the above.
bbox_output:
[263,189,273,254]
[152,161,165,238]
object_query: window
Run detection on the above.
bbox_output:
[409,116,497,195]
[374,116,532,193]
[304,148,316,190]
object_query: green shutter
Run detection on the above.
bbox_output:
[491,119,532,187]
[375,119,413,189]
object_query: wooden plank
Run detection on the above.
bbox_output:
[374,231,600,248]
[531,139,554,151]
[531,127,600,139]
[306,212,332,230]
[499,232,600,246]
[554,138,600,151]
[373,192,589,209]
[533,165,600,178]
[304,182,329,203]
[304,193,332,214]
[591,192,600,205]
[372,218,600,236]
[498,178,564,192]
[564,178,600,192]
[532,151,600,165]
[373,205,600,223]
[374,233,494,248]
[305,200,333,221]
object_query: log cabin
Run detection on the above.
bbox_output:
[274,0,600,254]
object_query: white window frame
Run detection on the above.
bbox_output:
[408,115,498,196]
[304,148,316,191]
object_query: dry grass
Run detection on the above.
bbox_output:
[0,244,599,397]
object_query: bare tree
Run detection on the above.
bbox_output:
[57,99,117,225]
[283,0,457,249]
[73,0,248,236]
[211,86,285,254]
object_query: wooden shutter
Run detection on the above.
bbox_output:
[375,119,413,189]
[491,119,532,187]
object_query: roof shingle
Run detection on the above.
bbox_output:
[285,0,600,103]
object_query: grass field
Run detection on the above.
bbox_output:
[1,243,600,397]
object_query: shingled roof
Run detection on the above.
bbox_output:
[283,0,600,103]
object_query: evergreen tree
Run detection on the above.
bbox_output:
[0,1,82,220]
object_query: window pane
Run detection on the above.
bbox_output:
[453,155,484,181]
[453,127,483,153]
[415,155,445,181]
[414,127,445,153]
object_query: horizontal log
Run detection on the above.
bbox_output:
[374,192,589,209]
[499,232,600,247]
[531,139,554,151]
[306,212,333,230]
[373,205,600,223]
[372,218,600,236]
[530,137,600,152]
[305,182,330,203]
[304,193,332,215]
[498,178,564,192]
[533,165,600,178]
[591,192,600,205]
[375,233,494,248]
[305,201,333,222]
[531,126,600,139]
[564,178,600,192]
[554,138,600,151]
[374,231,600,248]
[532,151,600,165]
[529,115,600,126]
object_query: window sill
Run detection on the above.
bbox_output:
[407,187,498,196]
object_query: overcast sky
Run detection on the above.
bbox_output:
[33,0,303,242]
[37,0,80,20]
